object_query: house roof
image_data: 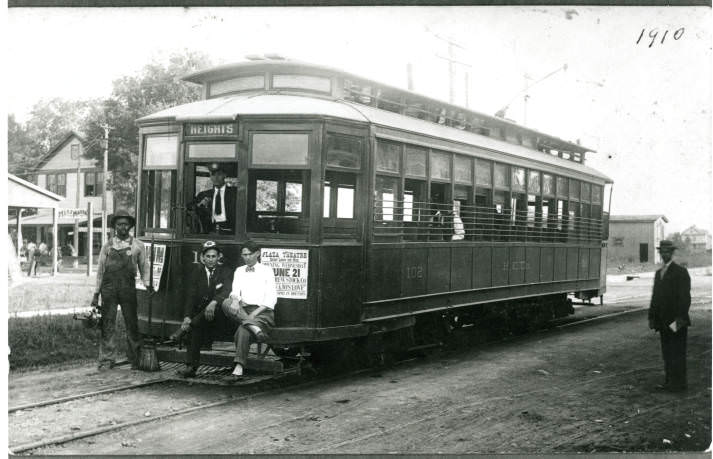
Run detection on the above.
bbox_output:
[609,214,668,223]
[7,174,63,209]
[32,131,86,171]
[681,225,709,235]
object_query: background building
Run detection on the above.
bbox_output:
[681,225,712,252]
[608,215,668,266]
[11,131,113,257]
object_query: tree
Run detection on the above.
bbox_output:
[8,98,102,179]
[82,51,213,212]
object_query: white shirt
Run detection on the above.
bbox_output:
[212,185,227,223]
[229,262,277,309]
[660,259,673,278]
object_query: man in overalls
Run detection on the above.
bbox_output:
[91,210,150,370]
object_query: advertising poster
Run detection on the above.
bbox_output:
[261,248,309,299]
[136,243,166,291]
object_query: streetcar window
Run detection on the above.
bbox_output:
[556,176,568,197]
[248,170,309,234]
[581,182,591,203]
[592,184,602,205]
[543,174,555,196]
[187,143,236,159]
[512,193,527,241]
[454,155,472,184]
[326,134,362,170]
[143,170,176,231]
[475,187,493,241]
[475,159,492,187]
[455,185,473,240]
[511,167,526,192]
[494,163,509,189]
[375,175,399,222]
[251,133,309,166]
[430,150,451,181]
[376,139,401,174]
[527,194,537,228]
[528,170,541,194]
[184,162,238,236]
[402,179,427,240]
[569,179,580,200]
[144,134,178,168]
[322,172,356,220]
[272,74,331,93]
[404,145,427,177]
[494,190,509,241]
[209,75,265,97]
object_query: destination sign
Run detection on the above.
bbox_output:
[185,123,236,137]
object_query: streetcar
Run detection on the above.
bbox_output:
[134,57,612,369]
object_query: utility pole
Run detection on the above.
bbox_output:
[100,124,113,245]
[429,28,472,106]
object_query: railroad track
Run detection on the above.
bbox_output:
[5,304,686,455]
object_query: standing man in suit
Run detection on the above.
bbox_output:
[193,163,237,235]
[171,240,235,378]
[648,240,691,392]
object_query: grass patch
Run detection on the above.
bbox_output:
[8,313,127,370]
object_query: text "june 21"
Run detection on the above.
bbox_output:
[636,27,685,48]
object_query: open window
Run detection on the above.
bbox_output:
[184,162,238,236]
[323,133,363,238]
[248,170,308,234]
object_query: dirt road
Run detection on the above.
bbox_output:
[10,273,712,454]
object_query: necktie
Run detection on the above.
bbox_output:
[208,268,215,285]
[214,187,222,216]
[245,266,255,273]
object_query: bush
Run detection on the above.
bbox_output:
[8,313,127,370]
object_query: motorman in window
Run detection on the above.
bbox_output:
[648,240,691,392]
[192,163,237,235]
[221,240,277,383]
[91,210,150,371]
[170,240,235,378]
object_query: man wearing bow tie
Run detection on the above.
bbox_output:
[193,163,237,235]
[221,240,277,382]
[172,241,234,378]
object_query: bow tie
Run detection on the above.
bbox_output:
[245,266,255,273]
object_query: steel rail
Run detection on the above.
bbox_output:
[8,300,687,454]
[8,377,170,414]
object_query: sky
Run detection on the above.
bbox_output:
[4,6,712,234]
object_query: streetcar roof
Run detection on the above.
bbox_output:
[137,93,611,183]
[181,59,594,154]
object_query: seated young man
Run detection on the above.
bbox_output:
[171,240,234,378]
[221,240,277,383]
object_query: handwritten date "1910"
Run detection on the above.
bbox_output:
[636,27,685,48]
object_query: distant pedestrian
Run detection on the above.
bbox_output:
[26,240,37,276]
[91,210,150,371]
[648,240,691,392]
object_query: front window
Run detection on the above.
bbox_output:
[248,170,308,234]
[185,162,238,235]
[142,134,179,232]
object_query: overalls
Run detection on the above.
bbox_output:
[99,244,142,366]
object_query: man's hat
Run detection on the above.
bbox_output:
[657,240,677,251]
[110,210,136,228]
[208,163,227,175]
[201,240,222,255]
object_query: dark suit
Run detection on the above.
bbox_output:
[648,261,691,389]
[182,263,235,369]
[193,186,237,234]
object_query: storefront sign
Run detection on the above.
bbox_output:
[136,242,166,291]
[185,123,236,137]
[261,248,309,299]
[58,208,88,219]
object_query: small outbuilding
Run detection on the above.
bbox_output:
[607,214,668,265]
